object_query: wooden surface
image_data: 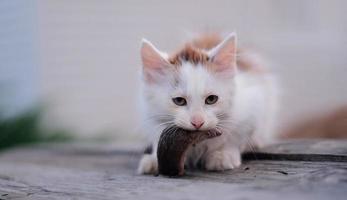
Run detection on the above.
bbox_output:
[0,140,347,200]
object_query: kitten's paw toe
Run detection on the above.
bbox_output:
[204,149,241,171]
[137,154,158,175]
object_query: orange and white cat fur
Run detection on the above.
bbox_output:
[138,33,278,174]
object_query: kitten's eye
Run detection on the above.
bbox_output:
[172,97,187,106]
[205,95,218,105]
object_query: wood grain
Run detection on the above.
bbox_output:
[0,140,346,200]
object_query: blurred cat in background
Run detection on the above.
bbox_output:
[137,33,279,174]
[281,106,347,139]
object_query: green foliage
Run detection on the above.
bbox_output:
[0,109,72,151]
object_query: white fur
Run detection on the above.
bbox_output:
[137,36,278,174]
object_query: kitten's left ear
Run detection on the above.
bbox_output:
[208,33,237,75]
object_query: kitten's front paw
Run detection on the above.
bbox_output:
[204,149,241,171]
[137,154,158,175]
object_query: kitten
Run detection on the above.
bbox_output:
[137,33,278,174]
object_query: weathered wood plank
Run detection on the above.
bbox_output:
[0,140,346,200]
[242,140,347,162]
[258,140,347,155]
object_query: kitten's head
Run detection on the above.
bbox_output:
[140,34,237,131]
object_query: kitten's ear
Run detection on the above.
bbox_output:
[208,33,237,76]
[140,39,170,83]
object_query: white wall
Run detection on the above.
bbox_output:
[4,0,346,139]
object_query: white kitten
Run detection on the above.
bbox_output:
[137,33,278,174]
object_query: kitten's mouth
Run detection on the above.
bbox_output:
[205,128,222,136]
[181,127,222,136]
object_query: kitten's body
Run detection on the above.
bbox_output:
[138,33,278,174]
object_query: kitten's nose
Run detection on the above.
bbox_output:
[191,116,204,129]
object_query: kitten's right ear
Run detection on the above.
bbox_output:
[140,39,170,83]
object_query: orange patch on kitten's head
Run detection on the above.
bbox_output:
[168,33,267,75]
[169,44,210,66]
[168,33,222,67]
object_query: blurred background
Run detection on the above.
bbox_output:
[1,0,347,149]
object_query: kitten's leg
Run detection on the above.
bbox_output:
[137,144,158,175]
[204,146,241,171]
